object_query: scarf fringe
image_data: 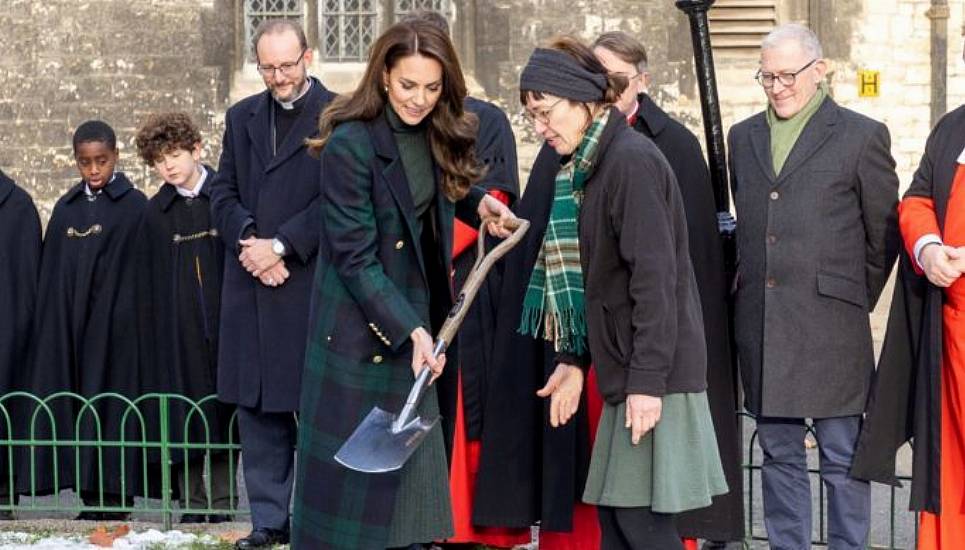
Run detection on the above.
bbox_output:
[518,299,588,355]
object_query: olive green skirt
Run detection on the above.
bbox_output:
[582,391,728,512]
[385,383,454,547]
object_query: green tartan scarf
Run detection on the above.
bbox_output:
[518,109,611,355]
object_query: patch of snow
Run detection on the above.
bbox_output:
[0,529,224,549]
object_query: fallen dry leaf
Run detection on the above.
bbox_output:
[88,523,131,547]
[89,527,113,547]
[219,531,248,544]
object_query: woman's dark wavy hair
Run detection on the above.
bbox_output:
[308,20,482,201]
[519,35,628,111]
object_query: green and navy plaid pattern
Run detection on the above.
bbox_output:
[519,109,611,355]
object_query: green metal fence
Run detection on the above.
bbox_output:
[741,412,917,549]
[0,392,923,545]
[0,391,245,530]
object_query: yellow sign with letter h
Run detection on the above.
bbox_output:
[859,70,880,97]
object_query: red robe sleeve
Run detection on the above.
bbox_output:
[452,190,510,259]
[898,196,940,275]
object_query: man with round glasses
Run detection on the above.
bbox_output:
[728,23,899,550]
[209,18,335,550]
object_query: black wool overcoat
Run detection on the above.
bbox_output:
[438,96,520,452]
[852,104,965,514]
[210,78,336,412]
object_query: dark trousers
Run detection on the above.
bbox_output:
[238,406,297,532]
[598,506,683,550]
[757,415,870,550]
[176,451,234,510]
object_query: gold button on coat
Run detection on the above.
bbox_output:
[395,240,404,250]
[373,355,384,364]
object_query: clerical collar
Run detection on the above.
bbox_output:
[275,78,313,111]
[174,166,208,198]
[958,145,965,164]
[626,99,640,126]
[85,173,116,197]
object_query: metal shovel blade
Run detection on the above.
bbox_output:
[334,405,439,473]
[333,219,530,474]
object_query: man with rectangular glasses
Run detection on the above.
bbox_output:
[209,18,336,550]
[727,23,899,550]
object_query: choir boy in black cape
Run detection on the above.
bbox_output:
[0,169,42,519]
[133,112,234,524]
[23,120,147,520]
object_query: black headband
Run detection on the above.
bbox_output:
[519,48,608,103]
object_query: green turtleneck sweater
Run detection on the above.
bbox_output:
[386,105,435,234]
[766,81,828,175]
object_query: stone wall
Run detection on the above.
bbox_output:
[480,0,965,191]
[473,0,699,172]
[686,0,965,193]
[4,0,964,222]
[0,0,234,221]
[830,0,965,191]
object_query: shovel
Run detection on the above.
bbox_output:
[334,216,530,473]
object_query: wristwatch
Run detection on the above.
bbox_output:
[271,237,287,257]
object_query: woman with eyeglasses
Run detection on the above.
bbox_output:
[289,19,516,550]
[471,36,727,550]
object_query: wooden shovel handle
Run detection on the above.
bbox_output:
[436,217,530,349]
[397,218,529,430]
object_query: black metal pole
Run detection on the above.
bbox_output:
[675,0,734,238]
[676,4,745,544]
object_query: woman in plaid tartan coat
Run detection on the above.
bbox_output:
[291,20,517,550]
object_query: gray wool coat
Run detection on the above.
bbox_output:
[728,96,900,418]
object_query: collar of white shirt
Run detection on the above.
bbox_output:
[174,167,208,198]
[84,173,116,196]
[958,145,965,164]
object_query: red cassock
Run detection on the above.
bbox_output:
[447,189,532,547]
[900,164,965,549]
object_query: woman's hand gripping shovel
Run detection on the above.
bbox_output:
[334,216,529,473]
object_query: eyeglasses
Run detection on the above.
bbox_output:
[755,59,818,89]
[611,71,641,81]
[522,98,567,125]
[257,48,307,78]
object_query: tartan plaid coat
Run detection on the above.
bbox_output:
[291,112,484,549]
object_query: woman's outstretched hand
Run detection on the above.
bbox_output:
[537,363,584,427]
